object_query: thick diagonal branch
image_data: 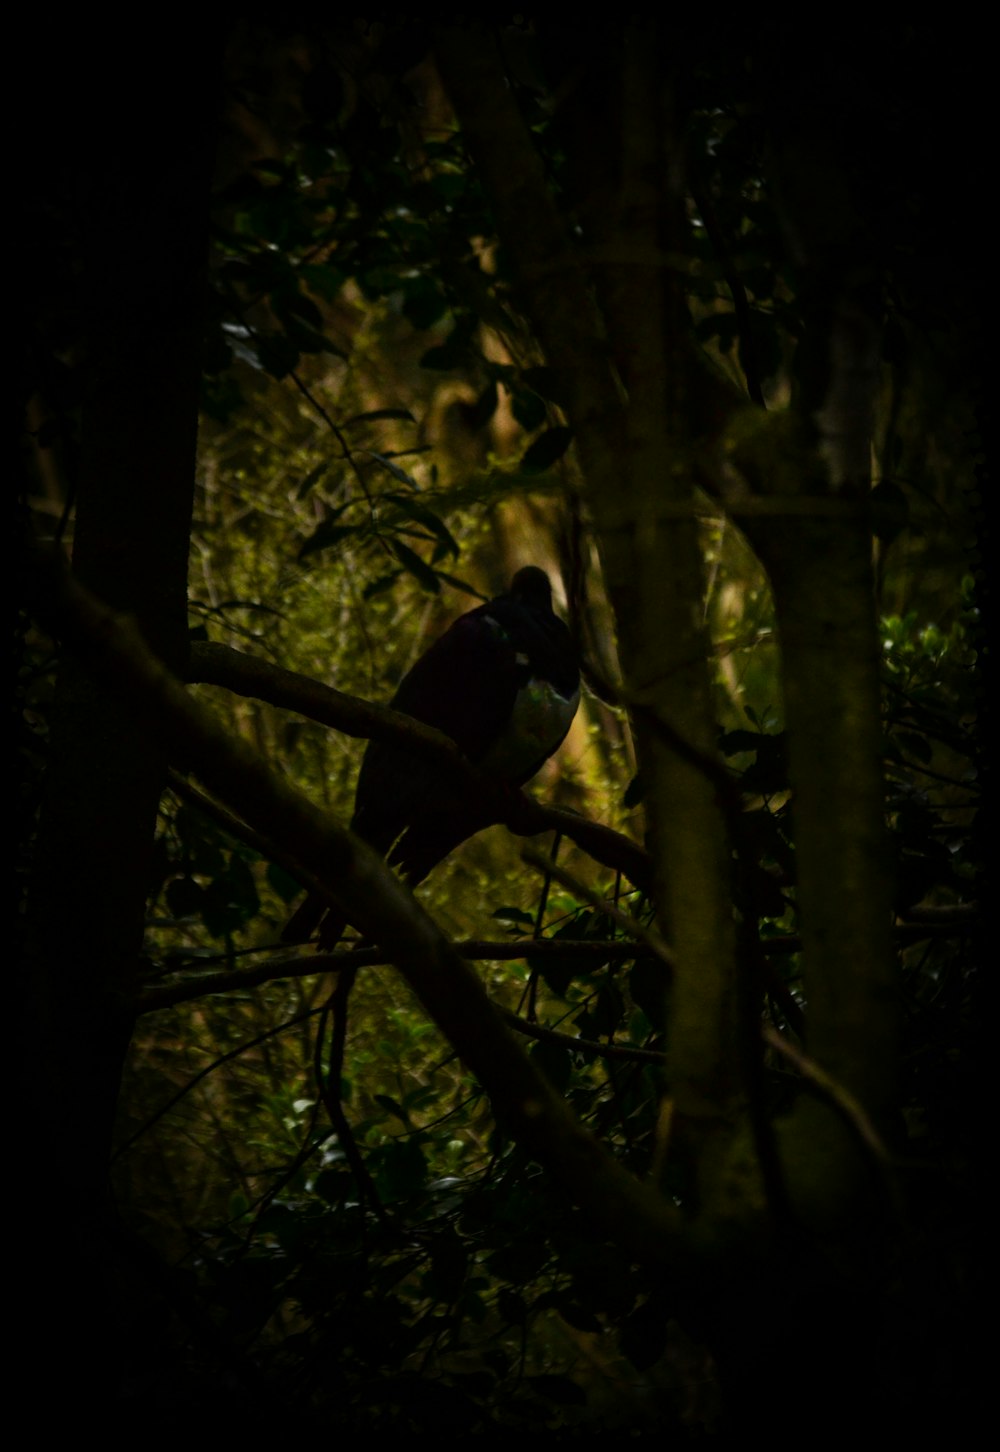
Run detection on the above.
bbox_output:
[32,549,689,1271]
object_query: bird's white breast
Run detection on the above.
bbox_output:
[479,676,580,781]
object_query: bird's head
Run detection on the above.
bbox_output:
[509,565,554,610]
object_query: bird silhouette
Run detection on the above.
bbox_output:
[283,565,579,948]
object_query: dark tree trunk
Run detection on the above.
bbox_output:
[19,25,220,1413]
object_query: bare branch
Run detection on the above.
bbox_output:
[136,938,659,1013]
[498,1010,665,1066]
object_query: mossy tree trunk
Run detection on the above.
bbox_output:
[436,19,900,1426]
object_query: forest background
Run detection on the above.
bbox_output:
[16,18,987,1436]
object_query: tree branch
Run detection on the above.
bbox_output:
[189,640,651,889]
[32,546,691,1270]
[136,938,659,1012]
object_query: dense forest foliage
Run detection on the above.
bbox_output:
[18,19,986,1434]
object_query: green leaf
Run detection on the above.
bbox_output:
[465,380,499,432]
[166,876,203,918]
[295,460,331,499]
[343,408,417,427]
[520,426,573,474]
[521,366,570,406]
[198,856,260,937]
[511,389,546,433]
[373,1093,412,1127]
[492,905,535,929]
[528,920,606,997]
[384,493,459,557]
[372,1137,428,1202]
[313,1167,355,1206]
[391,539,440,592]
[573,981,624,1038]
[254,332,300,379]
[212,598,284,617]
[225,854,261,911]
[419,343,464,370]
[363,570,403,599]
[402,280,448,330]
[297,262,345,302]
[894,729,933,764]
[432,572,488,601]
[695,310,740,353]
[623,771,645,808]
[378,445,433,460]
[719,728,762,756]
[266,862,303,904]
[298,519,362,561]
[738,734,788,794]
[528,1040,573,1093]
[273,287,325,330]
[284,314,347,358]
[366,451,420,488]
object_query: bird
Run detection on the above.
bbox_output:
[283,565,580,948]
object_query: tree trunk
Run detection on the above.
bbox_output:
[436,21,747,1221]
[20,26,220,1411]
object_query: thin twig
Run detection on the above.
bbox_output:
[689,178,767,408]
[111,1008,321,1161]
[314,966,390,1225]
[526,830,561,1021]
[499,1008,665,1065]
[136,939,661,1013]
[763,1025,898,1194]
[287,367,376,511]
[522,845,675,968]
